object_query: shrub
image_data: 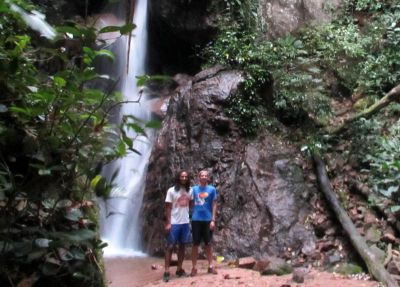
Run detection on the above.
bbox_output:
[0,2,141,286]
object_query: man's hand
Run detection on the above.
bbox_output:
[164,223,171,234]
[210,221,215,231]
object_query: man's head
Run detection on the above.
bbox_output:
[175,170,190,190]
[198,170,209,186]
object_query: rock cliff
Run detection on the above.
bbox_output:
[147,0,342,74]
[141,66,316,259]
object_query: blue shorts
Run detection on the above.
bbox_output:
[166,223,192,246]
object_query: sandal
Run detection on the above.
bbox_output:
[207,266,218,275]
[176,268,187,277]
[163,272,170,282]
[190,268,197,277]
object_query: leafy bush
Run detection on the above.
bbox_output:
[272,36,330,121]
[205,0,400,134]
[349,105,400,212]
[356,5,400,95]
[203,21,271,134]
[204,20,331,132]
[363,120,400,203]
[0,2,142,286]
[344,0,396,13]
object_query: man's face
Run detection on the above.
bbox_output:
[179,172,188,185]
[198,171,209,185]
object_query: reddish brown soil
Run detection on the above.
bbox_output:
[105,257,379,287]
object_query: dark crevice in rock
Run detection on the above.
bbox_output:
[147,0,218,76]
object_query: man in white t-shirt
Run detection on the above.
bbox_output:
[163,170,192,282]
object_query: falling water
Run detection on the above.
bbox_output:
[99,0,152,257]
[9,2,56,39]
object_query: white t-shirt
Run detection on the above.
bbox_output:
[165,186,192,224]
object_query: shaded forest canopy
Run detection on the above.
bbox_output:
[0,0,400,286]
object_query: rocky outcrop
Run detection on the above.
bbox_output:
[147,0,342,73]
[141,66,316,259]
[258,0,342,39]
[148,0,218,75]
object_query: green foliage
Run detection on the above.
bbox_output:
[204,20,330,133]
[0,2,147,286]
[203,20,271,134]
[349,106,400,211]
[205,0,400,134]
[363,120,400,200]
[300,136,330,157]
[99,23,136,36]
[356,5,400,95]
[260,263,293,276]
[335,263,363,275]
[136,74,173,87]
[272,37,330,120]
[344,0,396,12]
[220,0,259,30]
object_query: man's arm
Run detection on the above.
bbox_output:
[210,200,217,230]
[212,200,217,221]
[165,202,172,233]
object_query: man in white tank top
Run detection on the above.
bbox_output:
[163,170,192,282]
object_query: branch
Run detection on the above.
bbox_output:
[68,78,120,146]
[328,84,400,134]
[104,90,143,117]
[313,153,398,287]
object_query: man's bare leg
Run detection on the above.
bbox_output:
[205,244,213,267]
[165,246,174,270]
[191,245,199,276]
[163,246,173,282]
[177,244,185,271]
[205,245,217,274]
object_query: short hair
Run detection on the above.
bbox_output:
[198,170,208,177]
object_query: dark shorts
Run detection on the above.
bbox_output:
[191,221,213,246]
[166,223,192,246]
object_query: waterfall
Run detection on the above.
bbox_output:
[9,2,56,39]
[99,0,153,258]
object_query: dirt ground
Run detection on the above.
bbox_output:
[104,257,379,287]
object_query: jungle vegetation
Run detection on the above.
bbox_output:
[0,0,145,286]
[205,0,400,215]
[0,0,400,286]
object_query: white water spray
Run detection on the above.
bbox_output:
[9,2,56,39]
[99,0,153,258]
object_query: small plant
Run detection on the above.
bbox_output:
[335,263,363,275]
[364,122,400,198]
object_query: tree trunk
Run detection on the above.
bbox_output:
[313,154,398,287]
[330,84,400,134]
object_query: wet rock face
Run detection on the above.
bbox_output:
[148,0,218,74]
[150,0,217,40]
[258,0,342,39]
[148,0,342,73]
[141,66,316,259]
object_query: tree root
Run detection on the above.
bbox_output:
[313,154,398,287]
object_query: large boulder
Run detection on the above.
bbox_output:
[258,0,342,39]
[141,66,316,259]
